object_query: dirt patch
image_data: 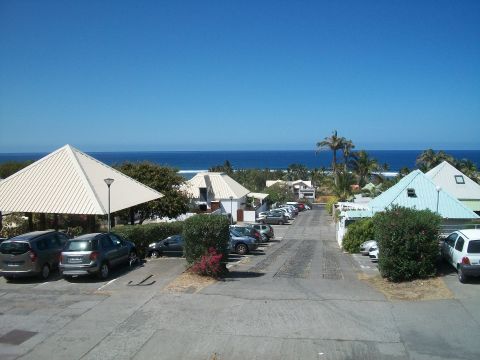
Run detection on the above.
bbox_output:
[164,271,216,293]
[359,273,454,301]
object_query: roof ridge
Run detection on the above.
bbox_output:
[66,145,106,214]
[0,145,69,183]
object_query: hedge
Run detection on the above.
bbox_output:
[113,222,183,258]
[342,218,374,253]
[182,214,230,265]
[372,205,441,282]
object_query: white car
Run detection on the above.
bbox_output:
[369,246,379,262]
[360,240,377,255]
[441,229,480,283]
[256,212,269,222]
[272,207,294,220]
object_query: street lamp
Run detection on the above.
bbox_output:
[229,196,233,225]
[104,178,114,232]
[436,185,441,214]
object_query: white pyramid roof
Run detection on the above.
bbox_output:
[0,145,163,215]
[425,161,480,201]
[185,172,250,200]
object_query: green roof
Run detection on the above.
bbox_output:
[367,170,479,219]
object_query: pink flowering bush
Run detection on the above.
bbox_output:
[190,248,224,277]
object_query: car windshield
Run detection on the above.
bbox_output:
[64,239,98,251]
[230,230,242,237]
[0,241,30,255]
[467,240,480,254]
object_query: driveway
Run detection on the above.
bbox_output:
[1,206,479,359]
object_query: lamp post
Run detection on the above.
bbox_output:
[229,196,233,225]
[104,178,114,232]
[436,186,441,214]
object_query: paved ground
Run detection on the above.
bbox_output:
[1,206,479,359]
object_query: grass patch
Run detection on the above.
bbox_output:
[359,273,454,301]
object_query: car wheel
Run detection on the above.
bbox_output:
[98,262,110,280]
[128,251,138,266]
[236,243,248,255]
[40,264,50,280]
[150,250,161,259]
[457,265,467,283]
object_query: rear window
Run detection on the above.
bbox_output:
[0,242,30,255]
[467,240,480,254]
[64,239,98,251]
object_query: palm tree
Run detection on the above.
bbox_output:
[316,130,345,185]
[332,170,355,201]
[350,150,379,187]
[342,139,355,172]
[416,149,454,172]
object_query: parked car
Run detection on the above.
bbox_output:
[369,245,379,262]
[279,204,298,216]
[261,212,287,225]
[148,235,184,258]
[59,232,137,280]
[274,207,294,220]
[360,240,377,255]
[229,230,258,255]
[441,229,480,283]
[230,225,262,243]
[256,211,270,221]
[0,230,70,281]
[252,223,274,240]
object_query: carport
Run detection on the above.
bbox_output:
[0,144,163,231]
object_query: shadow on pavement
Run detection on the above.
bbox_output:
[223,271,265,281]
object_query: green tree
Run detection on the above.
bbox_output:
[342,139,355,172]
[350,150,379,187]
[316,130,345,185]
[209,160,233,176]
[115,162,190,224]
[264,183,293,205]
[285,163,309,181]
[416,149,454,172]
[331,170,355,201]
[0,160,34,178]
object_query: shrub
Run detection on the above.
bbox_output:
[190,247,224,277]
[183,214,230,266]
[342,218,374,253]
[113,222,183,258]
[372,205,441,282]
[326,196,339,215]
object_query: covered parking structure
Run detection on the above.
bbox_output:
[0,145,163,232]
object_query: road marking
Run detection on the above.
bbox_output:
[97,278,117,291]
[34,282,49,288]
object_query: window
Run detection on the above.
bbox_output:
[455,175,465,184]
[407,188,416,197]
[455,237,465,251]
[467,240,480,254]
[100,236,115,249]
[108,234,123,247]
[445,233,458,247]
[64,239,98,251]
[0,242,30,255]
[36,239,47,250]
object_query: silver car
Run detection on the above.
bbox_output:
[60,232,137,280]
[0,230,69,281]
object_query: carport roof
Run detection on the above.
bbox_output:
[0,144,163,215]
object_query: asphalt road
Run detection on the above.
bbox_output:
[1,206,479,359]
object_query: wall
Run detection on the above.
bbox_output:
[243,211,256,223]
[220,199,240,221]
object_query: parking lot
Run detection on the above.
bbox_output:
[1,208,479,360]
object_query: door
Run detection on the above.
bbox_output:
[100,235,120,266]
[452,236,465,266]
[443,233,458,265]
[109,234,129,263]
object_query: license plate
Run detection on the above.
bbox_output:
[6,262,21,267]
[68,257,83,263]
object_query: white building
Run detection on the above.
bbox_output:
[184,172,251,222]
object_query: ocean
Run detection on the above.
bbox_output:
[1,150,479,177]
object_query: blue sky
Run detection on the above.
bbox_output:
[0,0,479,152]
